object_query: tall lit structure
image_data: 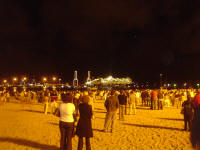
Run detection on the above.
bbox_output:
[73,70,78,87]
[87,71,91,82]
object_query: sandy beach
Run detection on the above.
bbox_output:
[0,99,193,150]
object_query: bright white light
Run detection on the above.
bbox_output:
[13,77,17,81]
[107,76,113,80]
[86,81,91,85]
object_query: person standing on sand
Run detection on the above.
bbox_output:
[50,89,58,114]
[118,91,127,120]
[59,93,76,150]
[103,91,119,133]
[128,91,136,115]
[157,90,164,110]
[44,90,50,114]
[76,95,93,150]
[73,92,80,116]
[182,95,195,131]
[192,91,200,108]
[151,90,158,110]
[190,105,200,149]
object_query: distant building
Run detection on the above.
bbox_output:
[85,76,132,87]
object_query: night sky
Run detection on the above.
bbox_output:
[1,0,200,83]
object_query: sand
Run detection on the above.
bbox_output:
[0,98,193,150]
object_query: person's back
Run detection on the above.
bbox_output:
[78,103,93,122]
[59,93,75,150]
[151,90,158,100]
[129,93,136,104]
[105,95,119,112]
[76,96,93,150]
[118,94,123,104]
[143,91,149,99]
[193,93,200,107]
[60,103,75,123]
[191,106,200,149]
[129,92,136,114]
[182,100,194,116]
[141,91,146,99]
[104,91,119,132]
[158,91,164,99]
[118,94,127,105]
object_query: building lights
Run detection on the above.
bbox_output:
[107,76,113,80]
[13,77,17,82]
[197,83,199,88]
[52,77,57,81]
[43,77,47,82]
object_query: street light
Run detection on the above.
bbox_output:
[43,77,47,82]
[160,73,163,88]
[13,77,17,86]
[174,83,177,88]
[42,77,47,87]
[22,77,27,86]
[3,79,7,86]
[59,78,62,84]
[52,77,57,81]
[23,77,27,81]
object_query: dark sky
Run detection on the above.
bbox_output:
[1,0,200,83]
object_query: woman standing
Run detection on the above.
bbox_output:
[43,90,50,114]
[59,93,76,150]
[76,96,93,150]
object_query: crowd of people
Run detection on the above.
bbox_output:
[47,88,200,150]
[1,87,200,149]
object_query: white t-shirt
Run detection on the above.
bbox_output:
[59,103,75,123]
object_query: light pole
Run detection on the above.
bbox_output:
[52,77,57,88]
[53,77,56,81]
[13,77,17,86]
[59,78,61,84]
[160,74,163,89]
[22,77,27,86]
[43,77,47,87]
[3,79,7,86]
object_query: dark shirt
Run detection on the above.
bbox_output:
[118,94,127,105]
[182,100,195,116]
[158,92,164,99]
[105,95,119,112]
